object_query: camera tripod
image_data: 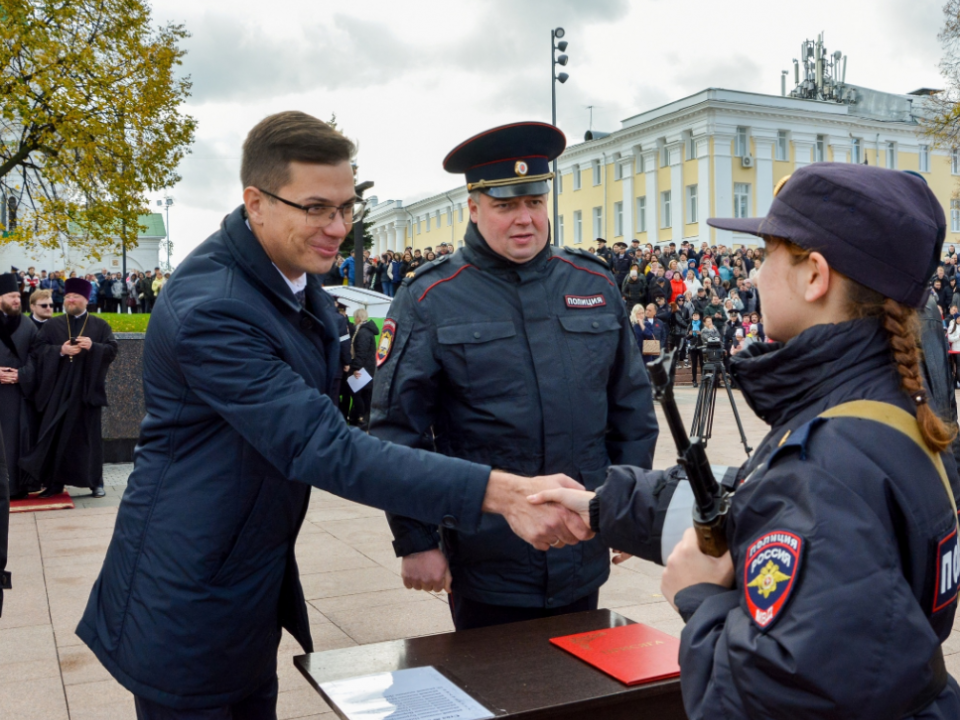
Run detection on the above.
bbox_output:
[690,356,752,456]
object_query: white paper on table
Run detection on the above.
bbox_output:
[319,666,494,720]
[347,368,372,393]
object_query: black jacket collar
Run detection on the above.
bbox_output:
[730,318,898,427]
[460,221,553,277]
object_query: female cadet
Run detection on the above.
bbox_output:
[531,164,960,719]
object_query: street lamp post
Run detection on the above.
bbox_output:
[157,196,174,271]
[551,27,569,246]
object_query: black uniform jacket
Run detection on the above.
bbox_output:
[595,319,960,719]
[371,223,659,608]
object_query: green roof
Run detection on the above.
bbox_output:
[66,213,166,238]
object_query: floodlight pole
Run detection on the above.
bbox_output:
[551,27,568,246]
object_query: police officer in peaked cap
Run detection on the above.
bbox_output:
[370,121,659,630]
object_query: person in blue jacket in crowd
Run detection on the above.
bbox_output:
[338,253,355,285]
[531,163,960,719]
[75,111,591,720]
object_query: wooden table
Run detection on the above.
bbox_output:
[295,609,686,719]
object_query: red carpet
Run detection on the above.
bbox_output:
[10,491,75,513]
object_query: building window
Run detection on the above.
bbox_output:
[661,191,672,228]
[614,201,623,236]
[613,153,623,181]
[686,185,698,224]
[734,127,748,157]
[636,197,647,233]
[734,183,751,219]
[815,135,825,163]
[592,159,602,186]
[852,138,862,164]
[953,149,960,175]
[593,206,603,237]
[573,164,582,190]
[776,130,788,161]
[685,132,697,161]
[920,145,930,173]
[953,200,960,233]
[558,215,564,244]
[574,210,582,244]
[886,142,897,169]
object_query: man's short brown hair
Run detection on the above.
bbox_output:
[241,111,356,193]
[30,289,52,306]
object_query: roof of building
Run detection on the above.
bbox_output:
[67,212,166,238]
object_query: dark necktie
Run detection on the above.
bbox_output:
[294,290,305,307]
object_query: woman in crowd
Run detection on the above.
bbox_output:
[348,308,379,430]
[668,269,687,304]
[749,311,765,342]
[633,303,668,365]
[684,268,702,295]
[621,264,646,317]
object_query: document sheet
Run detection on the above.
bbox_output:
[347,368,372,393]
[319,666,494,720]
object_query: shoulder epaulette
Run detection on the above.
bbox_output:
[560,246,613,270]
[401,255,452,286]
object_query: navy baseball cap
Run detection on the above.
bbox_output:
[443,122,566,198]
[707,163,946,308]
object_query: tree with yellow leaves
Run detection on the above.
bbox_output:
[0,0,196,258]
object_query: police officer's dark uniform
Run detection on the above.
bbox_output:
[587,165,960,718]
[595,238,612,266]
[371,122,659,630]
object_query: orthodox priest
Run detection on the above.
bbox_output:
[0,272,39,500]
[21,278,117,499]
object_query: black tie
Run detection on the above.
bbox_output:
[294,290,305,307]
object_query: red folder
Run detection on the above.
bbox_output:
[550,623,681,686]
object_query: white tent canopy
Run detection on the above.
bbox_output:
[322,286,393,318]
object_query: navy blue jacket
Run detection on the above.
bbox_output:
[76,207,492,709]
[596,320,960,719]
[370,223,658,608]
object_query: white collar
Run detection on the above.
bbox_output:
[244,219,307,296]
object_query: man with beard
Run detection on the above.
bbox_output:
[21,278,117,499]
[0,272,40,501]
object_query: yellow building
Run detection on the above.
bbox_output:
[368,82,957,255]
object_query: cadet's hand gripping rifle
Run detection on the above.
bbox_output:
[646,349,731,557]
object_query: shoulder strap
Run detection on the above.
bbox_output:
[819,400,957,519]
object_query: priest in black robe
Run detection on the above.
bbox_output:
[0,272,40,500]
[21,278,117,498]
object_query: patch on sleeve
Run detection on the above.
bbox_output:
[744,531,804,630]
[376,319,397,367]
[933,525,960,613]
[565,294,606,309]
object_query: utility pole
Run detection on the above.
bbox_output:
[551,27,569,246]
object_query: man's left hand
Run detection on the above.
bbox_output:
[0,368,18,384]
[75,336,93,350]
[661,527,734,610]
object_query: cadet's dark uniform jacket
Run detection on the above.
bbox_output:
[595,319,960,719]
[371,223,659,608]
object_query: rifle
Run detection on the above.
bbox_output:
[646,349,731,557]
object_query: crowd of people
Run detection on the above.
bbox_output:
[11,265,171,314]
[594,238,765,386]
[325,242,457,293]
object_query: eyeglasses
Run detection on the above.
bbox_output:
[34,303,52,308]
[258,189,366,228]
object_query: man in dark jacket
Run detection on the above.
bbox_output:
[621,264,646,316]
[76,111,591,718]
[610,242,632,287]
[371,122,658,631]
[595,237,612,265]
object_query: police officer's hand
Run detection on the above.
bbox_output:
[482,471,594,551]
[661,527,734,611]
[401,549,451,594]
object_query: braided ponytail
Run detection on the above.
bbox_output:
[877,298,956,453]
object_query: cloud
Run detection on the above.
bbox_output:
[180,13,423,103]
[172,135,242,210]
[671,55,765,95]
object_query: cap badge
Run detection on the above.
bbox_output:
[773,175,792,197]
[515,161,529,176]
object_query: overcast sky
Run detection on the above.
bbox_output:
[147,0,945,264]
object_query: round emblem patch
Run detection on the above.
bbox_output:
[515,160,529,176]
[743,530,804,630]
[376,319,396,367]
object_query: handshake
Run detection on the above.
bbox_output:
[402,471,598,594]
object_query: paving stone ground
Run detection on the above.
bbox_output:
[3,387,960,719]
